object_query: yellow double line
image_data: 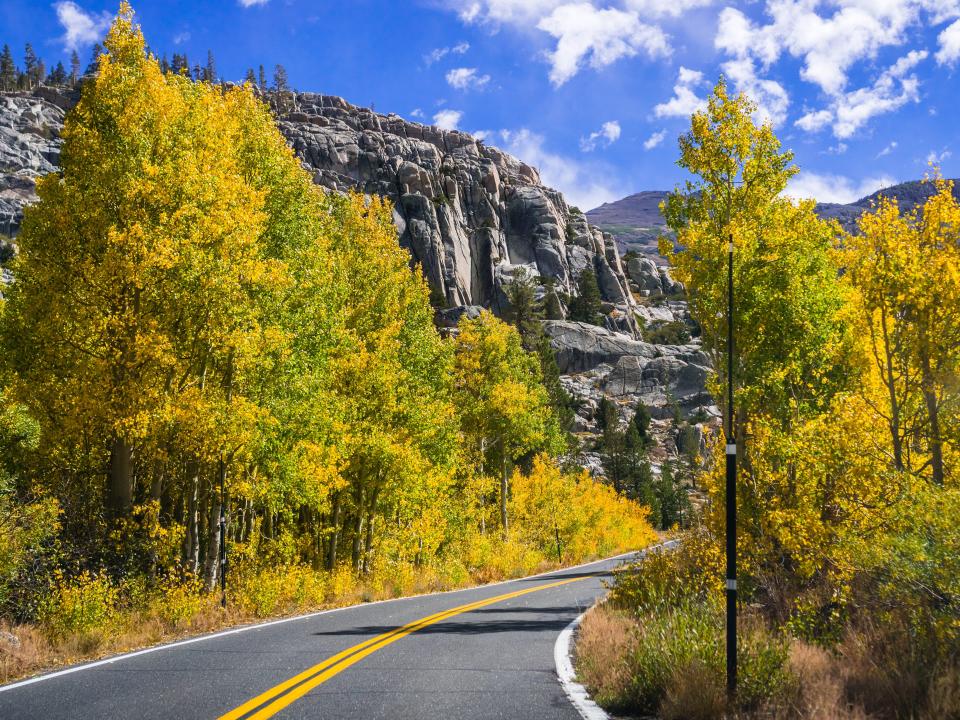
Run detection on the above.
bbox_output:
[218,575,587,719]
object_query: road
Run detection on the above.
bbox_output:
[0,552,641,720]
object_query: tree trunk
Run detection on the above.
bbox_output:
[362,512,374,575]
[185,471,200,573]
[326,493,341,571]
[500,455,509,536]
[921,356,945,485]
[351,513,364,572]
[203,491,221,591]
[108,436,133,517]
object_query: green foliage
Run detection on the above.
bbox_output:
[644,320,690,345]
[567,268,604,325]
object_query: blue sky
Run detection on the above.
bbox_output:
[2,0,959,209]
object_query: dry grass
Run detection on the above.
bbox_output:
[660,659,726,720]
[574,604,637,706]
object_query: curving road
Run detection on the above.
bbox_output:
[0,552,643,720]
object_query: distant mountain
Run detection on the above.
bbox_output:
[588,179,960,258]
[586,191,671,262]
[815,178,960,232]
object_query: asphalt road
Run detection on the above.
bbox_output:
[0,552,641,720]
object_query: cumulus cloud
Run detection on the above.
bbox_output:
[445,67,491,90]
[937,20,960,65]
[654,66,707,118]
[55,1,110,50]
[721,57,790,126]
[433,109,464,130]
[832,51,926,138]
[425,42,470,66]
[643,129,667,150]
[496,128,620,210]
[786,172,897,204]
[238,0,269,6]
[537,3,670,87]
[624,0,714,19]
[410,108,425,119]
[795,109,833,132]
[580,121,621,151]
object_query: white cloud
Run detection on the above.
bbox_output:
[786,172,897,204]
[877,141,898,157]
[497,128,620,210]
[715,2,933,96]
[456,0,567,25]
[927,149,952,164]
[433,109,464,130]
[795,109,833,132]
[172,31,191,46]
[425,42,470,66]
[624,0,714,19]
[445,67,491,90]
[832,51,925,138]
[55,1,110,50]
[653,66,707,118]
[937,20,960,65]
[410,108,425,119]
[238,0,269,6]
[721,57,790,126]
[827,142,848,154]
[537,3,670,87]
[643,129,667,150]
[580,120,621,151]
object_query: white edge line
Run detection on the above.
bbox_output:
[0,547,647,693]
[554,540,679,720]
[555,612,610,720]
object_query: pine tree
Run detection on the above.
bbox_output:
[567,268,603,325]
[85,42,103,75]
[23,43,37,89]
[34,59,46,88]
[273,63,289,92]
[244,67,256,84]
[159,54,169,74]
[631,403,651,445]
[205,50,216,83]
[47,61,67,86]
[503,267,540,351]
[258,64,266,91]
[0,45,15,91]
[70,50,80,85]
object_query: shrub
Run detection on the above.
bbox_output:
[38,571,119,639]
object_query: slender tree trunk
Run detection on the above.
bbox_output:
[879,307,905,470]
[186,471,200,573]
[921,355,945,485]
[351,513,364,572]
[108,436,133,517]
[362,513,374,574]
[500,454,509,536]
[326,493,341,571]
[203,490,221,591]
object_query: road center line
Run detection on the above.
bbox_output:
[218,575,590,720]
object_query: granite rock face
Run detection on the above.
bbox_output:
[277,93,639,333]
[0,93,66,237]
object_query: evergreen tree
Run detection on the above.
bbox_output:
[244,67,256,84]
[503,267,540,351]
[85,42,103,75]
[192,63,202,82]
[0,45,15,91]
[655,460,690,529]
[34,59,46,87]
[596,396,618,436]
[567,268,603,325]
[204,50,216,83]
[258,63,266,91]
[47,61,67,86]
[631,403,651,445]
[543,288,564,320]
[23,43,37,89]
[70,50,80,85]
[159,54,169,74]
[273,63,289,92]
